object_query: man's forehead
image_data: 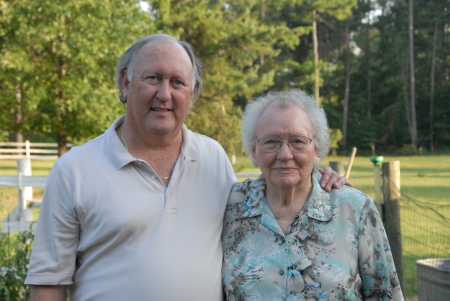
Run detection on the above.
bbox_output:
[139,40,191,62]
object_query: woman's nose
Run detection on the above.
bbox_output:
[276,142,294,161]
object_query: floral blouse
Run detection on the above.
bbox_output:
[222,171,404,300]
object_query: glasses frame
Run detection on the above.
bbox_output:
[256,135,313,153]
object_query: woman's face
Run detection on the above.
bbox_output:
[252,105,318,190]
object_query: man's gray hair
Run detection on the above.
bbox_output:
[241,89,330,167]
[115,34,203,103]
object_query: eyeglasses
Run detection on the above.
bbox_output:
[257,135,313,153]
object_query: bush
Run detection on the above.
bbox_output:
[0,229,33,301]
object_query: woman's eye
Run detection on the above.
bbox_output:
[264,139,279,145]
[291,138,305,144]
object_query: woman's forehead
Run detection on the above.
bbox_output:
[256,105,313,136]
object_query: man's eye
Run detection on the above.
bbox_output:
[147,75,160,81]
[172,79,184,86]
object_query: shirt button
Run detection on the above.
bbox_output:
[151,175,156,180]
[279,269,284,275]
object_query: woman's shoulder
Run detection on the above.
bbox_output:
[228,177,264,204]
[330,185,375,211]
[228,179,257,205]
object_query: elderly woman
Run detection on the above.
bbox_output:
[222,89,403,300]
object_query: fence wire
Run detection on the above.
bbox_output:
[399,191,450,296]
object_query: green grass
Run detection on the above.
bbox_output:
[1,155,449,298]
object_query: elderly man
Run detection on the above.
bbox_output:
[25,34,346,301]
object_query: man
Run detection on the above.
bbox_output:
[25,34,346,300]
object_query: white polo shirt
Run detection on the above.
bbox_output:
[25,116,237,301]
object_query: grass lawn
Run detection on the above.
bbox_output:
[1,155,449,298]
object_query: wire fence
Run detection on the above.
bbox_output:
[400,192,450,296]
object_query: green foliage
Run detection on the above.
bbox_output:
[150,0,302,153]
[0,0,153,147]
[0,230,34,301]
[1,0,449,154]
[328,128,342,155]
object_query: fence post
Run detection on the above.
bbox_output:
[17,159,33,224]
[382,160,404,294]
[329,161,345,176]
[25,140,31,158]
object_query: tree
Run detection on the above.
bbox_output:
[151,0,300,154]
[342,21,351,148]
[0,0,153,155]
[429,17,437,152]
[407,0,417,153]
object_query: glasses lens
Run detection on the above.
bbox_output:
[288,136,311,151]
[260,136,281,152]
[259,136,311,152]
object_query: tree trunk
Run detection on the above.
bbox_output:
[429,18,437,152]
[408,0,417,153]
[402,60,413,142]
[342,22,351,148]
[15,83,24,144]
[312,7,320,106]
[365,19,371,119]
[57,133,68,157]
[259,0,265,77]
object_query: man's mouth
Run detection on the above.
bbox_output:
[151,108,171,112]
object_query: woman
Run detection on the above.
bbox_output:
[222,89,403,300]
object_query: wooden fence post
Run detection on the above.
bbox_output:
[382,160,404,294]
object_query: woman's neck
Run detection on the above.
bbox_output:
[265,177,313,232]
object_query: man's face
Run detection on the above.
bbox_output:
[121,40,195,137]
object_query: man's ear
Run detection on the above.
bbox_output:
[121,69,130,98]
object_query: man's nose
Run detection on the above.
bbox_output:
[156,80,171,101]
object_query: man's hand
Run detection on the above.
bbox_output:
[318,166,352,192]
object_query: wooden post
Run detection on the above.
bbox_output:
[17,159,33,223]
[373,164,382,203]
[382,160,404,294]
[345,147,357,179]
[329,161,345,176]
[373,164,383,219]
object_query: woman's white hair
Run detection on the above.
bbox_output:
[241,89,330,167]
[114,34,202,104]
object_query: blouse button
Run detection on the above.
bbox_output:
[279,269,284,275]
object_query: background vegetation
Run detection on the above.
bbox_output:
[1,0,449,156]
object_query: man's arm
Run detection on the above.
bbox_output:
[318,166,352,192]
[30,285,67,301]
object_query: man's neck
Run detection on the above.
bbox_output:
[117,123,183,180]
